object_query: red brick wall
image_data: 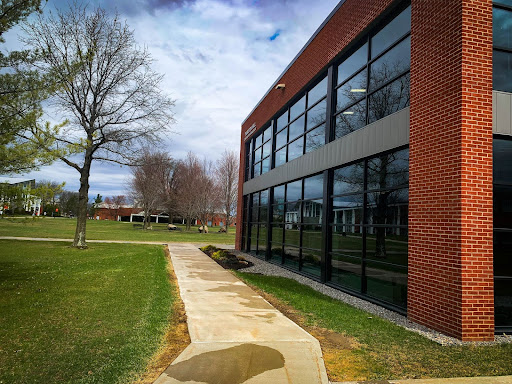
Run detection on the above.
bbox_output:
[408,0,494,341]
[236,0,396,250]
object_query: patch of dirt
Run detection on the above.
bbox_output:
[132,247,191,384]
[242,280,371,382]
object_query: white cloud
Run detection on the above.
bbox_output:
[2,0,338,197]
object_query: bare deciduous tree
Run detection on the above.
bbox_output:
[196,159,220,232]
[129,151,172,230]
[22,4,175,247]
[172,153,203,231]
[215,150,238,233]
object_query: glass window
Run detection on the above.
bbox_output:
[273,185,285,204]
[288,137,304,161]
[369,36,410,91]
[494,139,512,184]
[275,147,286,167]
[302,225,322,250]
[334,100,367,139]
[365,227,408,265]
[367,189,409,226]
[286,202,301,224]
[493,50,512,92]
[262,141,271,158]
[272,204,285,223]
[290,96,306,121]
[302,248,322,277]
[308,76,328,107]
[494,7,512,49]
[277,112,288,131]
[307,99,327,129]
[286,180,302,202]
[494,231,512,276]
[261,158,270,174]
[270,242,283,263]
[253,162,261,177]
[330,253,362,291]
[284,228,300,247]
[303,199,323,225]
[260,190,268,205]
[366,261,407,308]
[338,42,368,85]
[254,133,263,147]
[496,0,512,5]
[495,279,512,327]
[368,73,410,123]
[271,225,284,244]
[494,185,512,228]
[367,149,409,190]
[289,115,305,141]
[276,128,287,150]
[336,70,367,112]
[254,146,262,163]
[333,163,364,195]
[304,174,324,200]
[332,225,363,256]
[283,246,300,270]
[332,196,364,226]
[263,126,271,143]
[371,5,411,58]
[305,124,325,153]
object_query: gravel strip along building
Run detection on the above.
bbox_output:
[235,0,512,341]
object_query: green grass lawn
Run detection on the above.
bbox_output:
[236,272,512,381]
[0,240,176,384]
[0,217,235,244]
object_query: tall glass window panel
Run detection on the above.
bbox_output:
[331,225,363,258]
[304,174,324,200]
[335,100,367,139]
[276,128,287,150]
[330,253,362,291]
[275,147,286,167]
[367,189,409,227]
[494,50,512,92]
[368,73,410,123]
[333,163,364,195]
[369,36,410,91]
[302,224,323,250]
[285,202,301,227]
[288,137,304,161]
[284,227,300,247]
[270,242,283,264]
[254,146,262,163]
[305,124,325,154]
[254,133,263,148]
[253,162,261,177]
[371,5,411,58]
[367,149,409,191]
[303,199,323,225]
[307,99,327,129]
[257,225,267,257]
[366,261,407,308]
[338,42,368,85]
[495,279,512,326]
[262,141,271,158]
[494,231,512,277]
[494,138,512,184]
[273,185,285,204]
[272,204,285,223]
[308,77,328,107]
[250,224,258,252]
[302,248,322,277]
[331,195,364,228]
[272,224,284,244]
[286,180,302,202]
[263,126,271,143]
[290,96,306,122]
[336,70,367,112]
[283,246,300,270]
[365,226,408,266]
[494,7,512,49]
[494,185,512,228]
[260,190,268,205]
[261,157,270,174]
[289,115,305,141]
[277,112,288,132]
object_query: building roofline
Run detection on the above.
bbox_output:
[242,0,347,126]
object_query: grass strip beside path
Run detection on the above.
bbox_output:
[0,217,235,244]
[0,240,176,384]
[235,272,512,382]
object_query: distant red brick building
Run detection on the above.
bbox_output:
[236,0,511,341]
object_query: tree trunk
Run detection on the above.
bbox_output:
[225,213,230,234]
[73,158,91,248]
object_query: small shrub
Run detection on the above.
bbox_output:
[212,250,229,260]
[200,245,218,255]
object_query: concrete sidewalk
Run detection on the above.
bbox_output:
[155,243,328,384]
[335,376,512,384]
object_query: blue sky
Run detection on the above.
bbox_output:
[1,0,339,198]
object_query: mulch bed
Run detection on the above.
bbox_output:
[200,246,254,270]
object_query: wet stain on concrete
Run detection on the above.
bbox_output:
[357,381,391,384]
[163,343,285,384]
[187,271,228,281]
[208,285,274,310]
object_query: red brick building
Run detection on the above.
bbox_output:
[236,0,512,340]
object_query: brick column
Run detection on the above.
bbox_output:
[408,0,494,341]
